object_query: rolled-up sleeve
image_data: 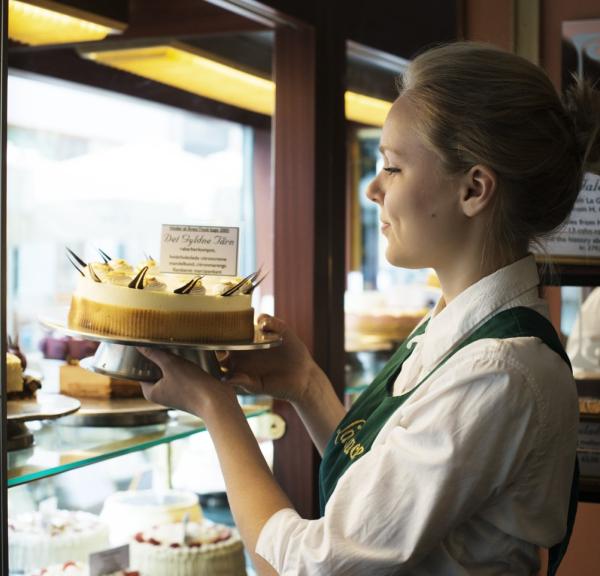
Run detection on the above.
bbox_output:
[255,350,543,576]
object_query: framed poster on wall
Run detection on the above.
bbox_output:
[535,19,600,282]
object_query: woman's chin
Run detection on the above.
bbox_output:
[385,248,427,270]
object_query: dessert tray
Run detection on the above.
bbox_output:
[7,393,81,451]
[57,397,169,427]
[41,318,282,383]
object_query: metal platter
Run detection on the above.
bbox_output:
[40,318,282,350]
[57,397,169,427]
[41,318,282,382]
[7,393,81,451]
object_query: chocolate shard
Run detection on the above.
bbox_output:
[221,270,260,296]
[66,247,87,267]
[128,266,149,289]
[88,264,102,283]
[66,252,85,277]
[98,248,112,263]
[244,272,267,294]
[174,276,204,295]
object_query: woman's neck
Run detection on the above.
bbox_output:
[435,249,528,305]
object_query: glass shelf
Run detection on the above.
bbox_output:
[7,404,268,487]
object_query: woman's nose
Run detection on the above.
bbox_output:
[365,175,383,204]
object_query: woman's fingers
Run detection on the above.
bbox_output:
[140,379,162,404]
[137,346,173,371]
[257,314,287,335]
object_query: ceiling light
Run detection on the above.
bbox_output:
[9,0,124,46]
[84,44,275,116]
[345,92,392,127]
[83,43,392,126]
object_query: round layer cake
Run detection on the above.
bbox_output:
[101,490,203,545]
[9,510,110,574]
[67,258,255,343]
[130,521,247,576]
[28,561,139,576]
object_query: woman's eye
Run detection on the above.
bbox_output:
[383,167,401,174]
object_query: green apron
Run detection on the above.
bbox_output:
[319,306,578,576]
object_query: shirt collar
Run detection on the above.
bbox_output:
[419,254,541,370]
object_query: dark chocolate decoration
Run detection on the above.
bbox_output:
[174,276,204,295]
[244,272,267,294]
[128,266,149,289]
[98,248,111,263]
[221,270,260,296]
[66,247,87,267]
[88,264,102,283]
[66,252,85,277]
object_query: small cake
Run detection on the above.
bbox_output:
[6,352,23,394]
[130,521,247,576]
[28,561,139,576]
[346,308,428,343]
[6,351,42,400]
[60,363,143,399]
[9,510,110,574]
[101,490,202,545]
[67,254,256,343]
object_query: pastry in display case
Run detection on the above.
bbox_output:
[8,509,110,574]
[130,520,247,576]
[100,490,203,545]
[6,345,81,451]
[28,562,139,576]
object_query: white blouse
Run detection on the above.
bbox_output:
[256,255,579,576]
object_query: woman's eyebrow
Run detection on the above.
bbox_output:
[379,145,408,158]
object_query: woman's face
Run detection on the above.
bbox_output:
[366,96,465,270]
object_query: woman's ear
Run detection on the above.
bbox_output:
[460,164,497,218]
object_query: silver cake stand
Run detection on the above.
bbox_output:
[41,319,283,383]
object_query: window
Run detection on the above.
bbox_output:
[8,71,256,358]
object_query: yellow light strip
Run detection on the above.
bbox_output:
[84,44,393,125]
[9,0,123,46]
[85,45,276,116]
[345,91,392,127]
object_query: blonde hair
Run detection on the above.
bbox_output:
[397,42,600,268]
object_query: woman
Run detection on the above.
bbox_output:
[139,42,600,575]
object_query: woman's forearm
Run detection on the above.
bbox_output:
[200,398,291,575]
[292,365,346,455]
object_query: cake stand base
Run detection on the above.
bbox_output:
[7,421,34,451]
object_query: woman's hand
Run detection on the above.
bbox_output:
[136,348,238,417]
[220,314,326,405]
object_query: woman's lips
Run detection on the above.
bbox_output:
[381,221,390,232]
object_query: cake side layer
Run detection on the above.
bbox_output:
[68,297,255,342]
[73,276,251,312]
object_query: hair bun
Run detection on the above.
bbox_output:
[563,76,600,174]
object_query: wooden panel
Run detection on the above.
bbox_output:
[271,3,346,518]
[461,0,514,50]
[540,0,600,88]
[272,23,318,520]
[125,0,267,38]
